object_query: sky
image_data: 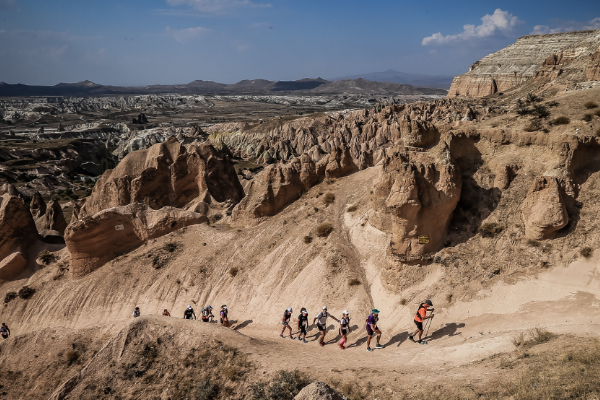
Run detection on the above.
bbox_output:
[0,0,599,86]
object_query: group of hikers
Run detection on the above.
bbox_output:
[131,300,435,351]
[132,304,230,327]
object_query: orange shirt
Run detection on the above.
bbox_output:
[414,305,428,322]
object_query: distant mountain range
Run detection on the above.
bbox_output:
[0,77,447,97]
[331,69,455,90]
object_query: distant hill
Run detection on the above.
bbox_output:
[331,69,454,90]
[0,77,447,97]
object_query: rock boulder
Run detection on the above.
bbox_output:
[521,177,568,240]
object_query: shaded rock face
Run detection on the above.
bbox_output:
[65,203,208,277]
[294,382,344,400]
[587,49,600,81]
[76,137,244,219]
[521,177,569,240]
[373,149,461,260]
[0,252,27,281]
[448,30,600,97]
[35,200,68,236]
[233,154,322,219]
[319,146,359,179]
[0,194,40,274]
[493,164,519,190]
[30,192,47,218]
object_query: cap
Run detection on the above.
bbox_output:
[343,310,349,314]
[302,310,307,314]
[135,307,139,309]
[187,305,192,309]
[372,309,380,313]
[287,307,292,312]
[223,306,227,309]
[208,305,212,309]
[323,306,327,310]
[425,300,433,306]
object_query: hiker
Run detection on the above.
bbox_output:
[409,300,435,344]
[313,306,339,347]
[220,305,230,327]
[183,305,196,320]
[132,307,140,318]
[0,323,10,339]
[297,308,309,343]
[162,309,171,317]
[366,308,384,352]
[338,310,351,350]
[201,305,214,322]
[280,308,294,339]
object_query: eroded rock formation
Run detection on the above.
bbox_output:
[587,49,600,81]
[35,200,68,236]
[373,146,461,260]
[0,252,27,281]
[521,177,569,240]
[76,137,245,220]
[65,203,208,276]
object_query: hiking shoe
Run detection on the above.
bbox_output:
[376,344,385,349]
[290,336,294,339]
[319,341,325,347]
[408,335,415,343]
[367,347,373,352]
[297,336,302,341]
[303,339,308,344]
[279,334,284,338]
[338,342,344,350]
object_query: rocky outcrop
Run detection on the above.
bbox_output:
[493,164,519,190]
[0,194,41,274]
[76,137,245,220]
[0,252,27,281]
[373,146,461,260]
[448,30,600,97]
[65,203,208,276]
[35,200,68,236]
[587,49,600,81]
[294,382,344,400]
[30,192,47,218]
[319,146,359,178]
[521,177,568,240]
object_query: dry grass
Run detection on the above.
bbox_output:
[399,298,408,306]
[479,222,504,238]
[595,109,600,117]
[38,250,53,264]
[580,247,593,258]
[446,293,453,303]
[523,119,541,132]
[209,214,223,224]
[303,235,313,244]
[348,278,361,286]
[4,292,17,304]
[584,101,598,109]
[553,116,570,125]
[583,113,594,122]
[346,205,358,212]
[323,192,335,206]
[164,242,178,253]
[325,178,337,185]
[316,222,333,237]
[66,351,80,363]
[228,267,239,277]
[17,286,35,299]
[527,239,541,247]
[512,327,554,348]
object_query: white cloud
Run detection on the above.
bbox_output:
[584,17,600,30]
[166,26,210,43]
[166,0,271,14]
[0,0,17,10]
[47,45,68,62]
[531,25,563,35]
[422,9,523,46]
[530,17,600,35]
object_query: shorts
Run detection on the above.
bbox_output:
[414,320,423,331]
[282,321,289,326]
[299,326,307,335]
[1,334,7,339]
[220,318,223,324]
[366,325,378,336]
[317,323,326,332]
[202,318,209,322]
[340,328,348,336]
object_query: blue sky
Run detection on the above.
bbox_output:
[0,0,599,86]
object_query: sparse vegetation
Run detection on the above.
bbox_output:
[228,267,239,277]
[346,205,357,212]
[527,239,541,247]
[348,278,361,286]
[584,101,598,109]
[553,116,570,125]
[513,326,554,347]
[251,370,311,400]
[595,109,600,117]
[316,222,333,237]
[195,379,219,400]
[164,242,178,253]
[446,293,453,303]
[323,192,335,206]
[303,235,313,244]
[66,351,80,363]
[523,119,541,132]
[38,250,53,264]
[325,178,337,185]
[4,292,17,304]
[580,247,593,258]
[17,286,35,299]
[479,222,504,238]
[596,127,600,136]
[583,113,594,122]
[209,214,223,224]
[399,298,408,306]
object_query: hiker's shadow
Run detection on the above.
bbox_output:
[428,323,465,341]
[233,320,253,330]
[347,335,368,348]
[383,331,409,347]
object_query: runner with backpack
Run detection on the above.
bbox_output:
[201,305,214,322]
[183,305,196,320]
[338,311,351,350]
[409,300,434,344]
[297,308,309,344]
[0,323,10,339]
[280,308,294,339]
[220,305,230,327]
[313,306,339,347]
[132,307,140,318]
[366,309,384,352]
[162,309,171,317]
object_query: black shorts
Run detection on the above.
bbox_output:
[340,328,348,336]
[202,318,209,323]
[317,323,326,332]
[299,326,307,335]
[414,320,423,331]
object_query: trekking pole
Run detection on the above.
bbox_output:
[424,312,434,339]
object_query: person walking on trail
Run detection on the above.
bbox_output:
[280,308,294,339]
[132,307,141,318]
[0,323,10,339]
[162,309,171,317]
[220,305,230,327]
[184,305,196,320]
[313,306,339,347]
[409,300,435,344]
[366,309,384,352]
[201,306,214,322]
[338,311,351,350]
[297,308,309,344]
